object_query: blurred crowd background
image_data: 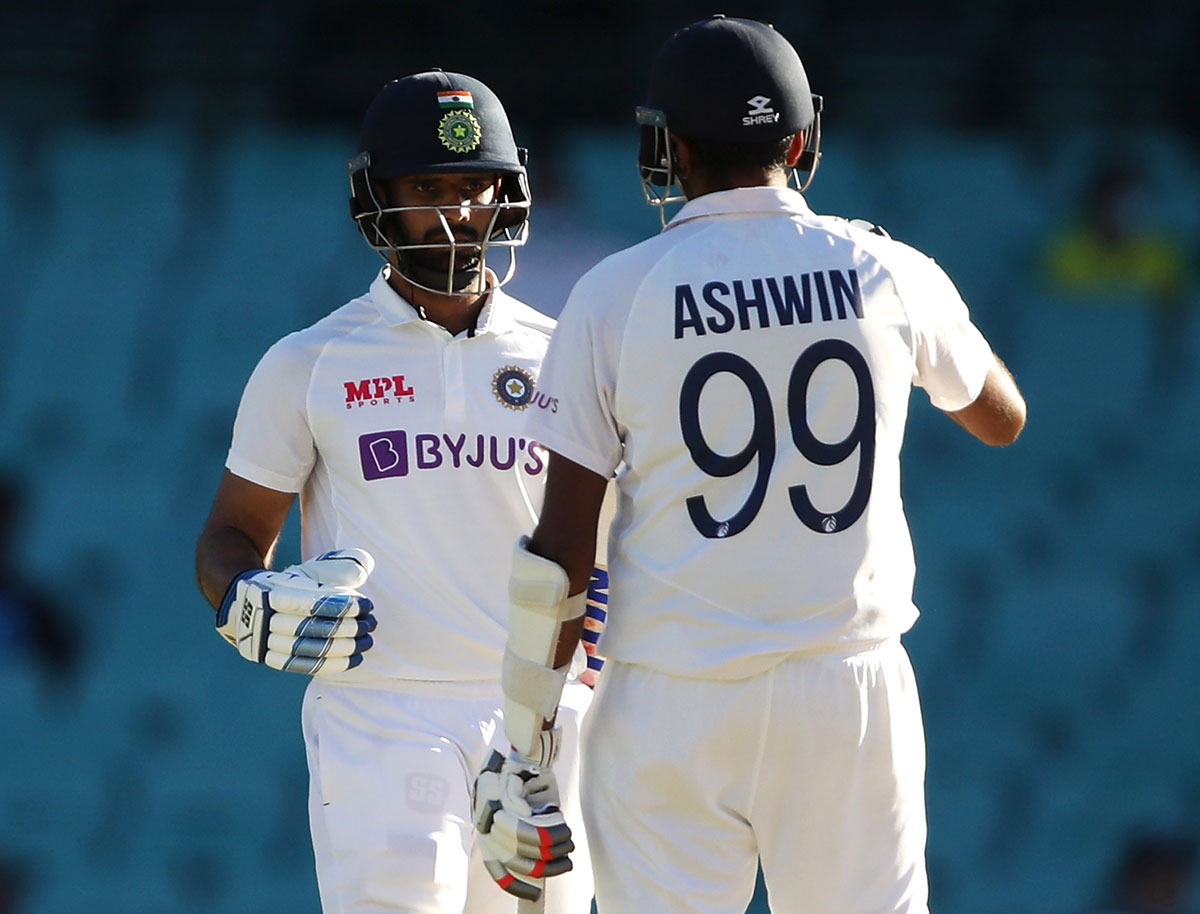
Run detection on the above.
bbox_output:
[1,1,1198,913]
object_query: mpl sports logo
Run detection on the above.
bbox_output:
[743,95,781,127]
[344,375,415,409]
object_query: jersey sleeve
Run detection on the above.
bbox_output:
[896,251,994,412]
[225,333,317,493]
[524,275,624,479]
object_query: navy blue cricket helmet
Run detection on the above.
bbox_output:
[636,15,823,217]
[348,70,530,294]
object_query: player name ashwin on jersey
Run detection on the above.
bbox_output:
[674,269,863,339]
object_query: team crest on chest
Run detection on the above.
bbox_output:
[438,110,482,153]
[493,365,535,410]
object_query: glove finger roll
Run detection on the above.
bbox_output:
[492,850,573,878]
[482,859,542,901]
[263,650,359,675]
[492,813,572,851]
[481,831,573,866]
[488,815,574,854]
[267,633,374,659]
[488,817,573,864]
[268,614,376,638]
[267,590,373,619]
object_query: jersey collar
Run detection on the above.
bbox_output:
[664,186,814,231]
[368,268,424,326]
[470,276,521,337]
[367,267,521,337]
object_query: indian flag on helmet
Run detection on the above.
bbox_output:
[437,90,474,109]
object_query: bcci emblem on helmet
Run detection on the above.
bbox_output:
[493,366,535,410]
[439,110,482,153]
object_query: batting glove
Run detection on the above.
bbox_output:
[215,548,377,675]
[472,742,573,902]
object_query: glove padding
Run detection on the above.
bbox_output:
[215,548,376,675]
[472,747,573,902]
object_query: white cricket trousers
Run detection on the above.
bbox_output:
[302,677,595,914]
[582,638,928,914]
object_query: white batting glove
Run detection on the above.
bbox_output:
[215,548,377,676]
[472,743,573,902]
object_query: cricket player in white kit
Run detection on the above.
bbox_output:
[195,71,599,914]
[476,16,1028,914]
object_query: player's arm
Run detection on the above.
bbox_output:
[527,452,611,665]
[472,452,609,902]
[196,470,376,675]
[196,470,295,609]
[578,481,616,687]
[945,354,1027,447]
[498,450,608,749]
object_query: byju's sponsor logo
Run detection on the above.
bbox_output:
[359,431,409,480]
[344,376,415,409]
[358,431,546,480]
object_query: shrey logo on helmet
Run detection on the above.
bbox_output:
[347,70,531,295]
[744,95,780,125]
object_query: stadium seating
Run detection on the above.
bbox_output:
[1,122,1196,914]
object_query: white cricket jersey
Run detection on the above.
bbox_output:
[227,268,554,684]
[526,187,994,679]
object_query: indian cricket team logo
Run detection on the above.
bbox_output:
[438,110,482,154]
[493,365,535,410]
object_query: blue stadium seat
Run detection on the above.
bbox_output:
[553,128,671,246]
[0,125,190,448]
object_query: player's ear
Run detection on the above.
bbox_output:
[670,133,692,179]
[785,131,806,168]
